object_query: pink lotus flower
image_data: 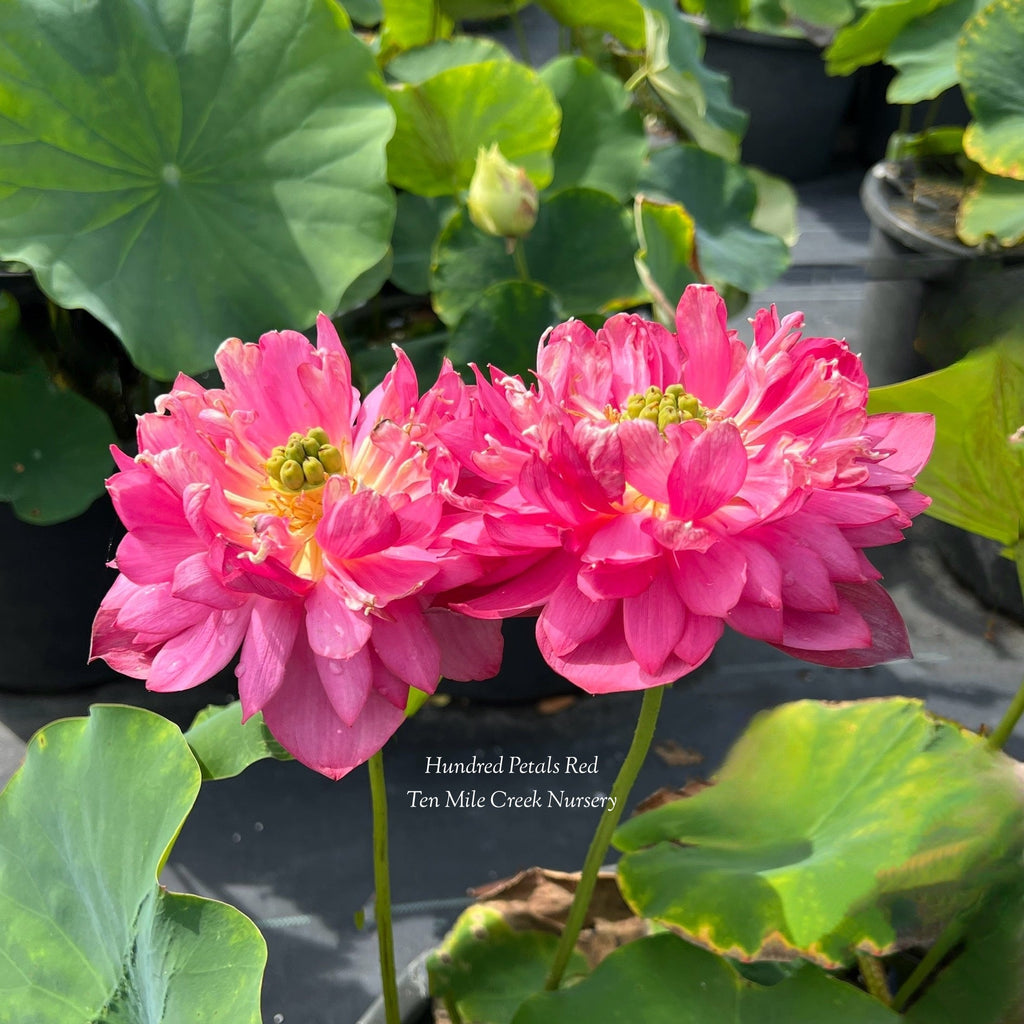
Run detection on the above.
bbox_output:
[91,317,501,778]
[440,285,934,693]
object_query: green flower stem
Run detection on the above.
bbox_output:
[511,238,531,281]
[544,684,666,991]
[986,671,1024,751]
[857,952,891,1006]
[890,917,965,1012]
[369,751,401,1024]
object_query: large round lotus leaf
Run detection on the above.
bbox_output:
[0,0,396,380]
[390,193,456,295]
[511,933,901,1024]
[432,188,642,326]
[825,0,949,76]
[958,172,1024,246]
[0,368,115,524]
[387,61,560,196]
[536,0,646,49]
[641,145,790,294]
[386,37,513,84]
[634,197,700,324]
[540,57,647,202]
[960,0,1024,179]
[0,705,266,1022]
[185,701,292,781]
[615,699,1024,969]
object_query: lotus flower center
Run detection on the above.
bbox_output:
[620,385,708,433]
[265,427,344,493]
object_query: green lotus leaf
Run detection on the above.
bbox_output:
[0,0,396,380]
[341,0,384,25]
[541,57,648,202]
[641,144,791,294]
[429,904,588,1024]
[825,0,954,76]
[511,933,901,1024]
[351,330,450,392]
[887,0,983,103]
[748,167,800,247]
[638,0,748,161]
[432,188,642,325]
[0,368,116,524]
[449,281,560,379]
[185,701,293,781]
[337,250,395,316]
[905,876,1024,1024]
[615,699,1024,969]
[960,0,1024,180]
[869,339,1024,547]
[381,0,454,53]
[391,193,456,295]
[438,0,528,20]
[634,197,700,324]
[958,173,1024,246]
[783,0,856,29]
[386,36,514,83]
[536,0,646,48]
[0,705,265,1022]
[387,61,560,196]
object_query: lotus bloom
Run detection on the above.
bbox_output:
[441,285,934,693]
[90,317,501,778]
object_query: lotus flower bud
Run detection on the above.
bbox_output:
[467,143,539,240]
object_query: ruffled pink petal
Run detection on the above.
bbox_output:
[305,581,372,659]
[114,527,201,585]
[673,611,723,666]
[864,412,935,477]
[453,549,575,617]
[778,591,871,653]
[261,642,405,780]
[237,598,302,716]
[667,420,747,522]
[671,541,747,617]
[618,419,675,506]
[172,553,246,609]
[318,484,401,560]
[116,583,208,638]
[315,645,373,727]
[426,610,504,681]
[577,556,660,601]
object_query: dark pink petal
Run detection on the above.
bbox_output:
[774,581,911,667]
[667,420,747,521]
[237,598,302,715]
[172,553,245,609]
[726,601,784,643]
[671,541,747,617]
[453,549,575,617]
[371,602,442,694]
[107,467,186,533]
[147,607,250,692]
[262,642,405,780]
[618,419,675,505]
[539,577,617,657]
[673,611,723,666]
[583,513,660,564]
[318,485,401,560]
[426,610,504,681]
[778,593,871,653]
[623,568,685,674]
[676,285,732,407]
[343,547,440,605]
[116,583,208,638]
[577,556,660,600]
[114,527,202,585]
[305,582,372,659]
[864,412,935,476]
[315,645,373,727]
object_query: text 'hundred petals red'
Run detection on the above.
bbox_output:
[440,284,935,694]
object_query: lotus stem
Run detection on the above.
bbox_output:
[857,952,891,1005]
[890,917,965,1012]
[369,750,401,1024]
[511,238,531,281]
[543,684,666,991]
[985,671,1024,751]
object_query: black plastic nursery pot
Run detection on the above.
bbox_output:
[698,25,855,182]
[858,161,1024,384]
[355,952,431,1024]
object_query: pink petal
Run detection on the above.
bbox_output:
[618,419,675,506]
[676,285,732,407]
[667,420,747,521]
[538,577,617,658]
[172,553,245,609]
[673,611,723,666]
[726,601,784,643]
[577,556,659,601]
[318,485,401,560]
[453,549,574,617]
[371,601,442,693]
[305,581,372,659]
[147,607,250,692]
[426,610,504,681]
[671,541,747,617]
[777,593,871,653]
[237,598,302,715]
[623,568,685,674]
[262,642,405,780]
[315,645,373,727]
[864,412,935,477]
[114,527,200,585]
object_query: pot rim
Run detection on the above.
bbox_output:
[354,950,430,1024]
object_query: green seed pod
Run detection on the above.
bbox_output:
[271,445,287,459]
[285,442,305,464]
[639,406,660,424]
[307,427,330,447]
[280,459,305,491]
[665,383,685,398]
[302,436,321,457]
[319,444,344,475]
[265,454,287,481]
[658,407,681,431]
[302,458,326,486]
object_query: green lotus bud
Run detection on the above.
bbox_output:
[467,143,539,240]
[319,444,344,475]
[302,458,326,486]
[279,459,305,491]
